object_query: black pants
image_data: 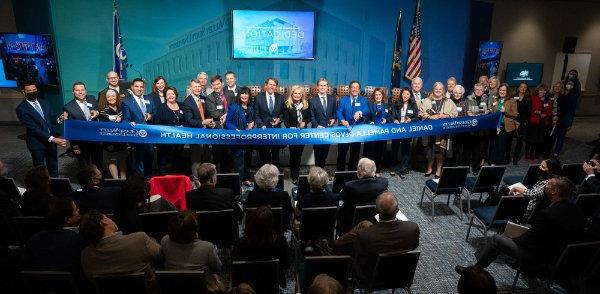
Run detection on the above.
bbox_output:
[364,141,386,171]
[397,138,412,173]
[337,142,361,171]
[72,141,103,169]
[259,147,280,166]
[244,147,254,181]
[464,134,487,172]
[288,145,305,180]
[157,144,184,175]
[496,128,514,165]
[30,146,58,177]
[212,145,230,172]
[313,144,330,168]
[508,132,524,164]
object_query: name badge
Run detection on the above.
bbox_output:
[432,101,436,104]
[456,107,463,112]
[550,98,555,101]
[143,100,151,104]
[493,102,498,106]
[216,105,223,110]
[108,115,117,121]
[480,102,486,106]
[201,99,205,103]
[543,103,549,107]
[354,102,361,107]
[86,102,93,107]
[179,110,183,114]
[513,97,519,100]
[407,110,414,114]
[384,109,388,113]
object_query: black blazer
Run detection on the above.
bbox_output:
[15,99,58,151]
[63,96,98,121]
[254,92,284,128]
[580,175,600,194]
[148,92,165,107]
[296,191,338,212]
[183,94,206,128]
[309,94,336,127]
[186,187,243,221]
[514,199,585,275]
[282,103,310,128]
[245,189,293,230]
[155,102,185,126]
[71,186,120,214]
[28,228,83,272]
[392,101,420,122]
[205,90,235,128]
[337,177,389,234]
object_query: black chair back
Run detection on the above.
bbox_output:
[332,171,358,193]
[521,164,541,187]
[436,166,469,192]
[352,205,377,227]
[13,215,47,244]
[0,177,22,200]
[472,166,506,191]
[297,175,310,197]
[299,206,337,241]
[196,209,237,247]
[551,241,600,283]
[575,193,600,219]
[21,270,79,294]
[302,255,351,292]
[102,178,126,188]
[232,259,279,294]
[492,196,529,221]
[139,211,178,241]
[561,163,585,186]
[245,207,283,234]
[369,250,420,292]
[216,173,241,196]
[93,272,148,294]
[156,270,206,294]
[49,177,73,198]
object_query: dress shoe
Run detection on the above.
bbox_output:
[455,265,466,275]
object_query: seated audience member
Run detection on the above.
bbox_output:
[231,283,255,294]
[245,164,293,231]
[72,164,119,214]
[79,210,161,291]
[581,159,600,194]
[457,266,497,294]
[456,176,585,277]
[296,167,338,217]
[336,158,388,235]
[21,165,54,216]
[161,211,222,285]
[232,206,290,287]
[28,197,82,272]
[185,163,242,221]
[308,274,343,294]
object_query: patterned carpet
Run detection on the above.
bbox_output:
[0,118,596,293]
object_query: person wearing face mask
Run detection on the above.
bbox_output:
[390,88,419,179]
[283,86,311,184]
[553,80,578,157]
[524,84,549,161]
[364,88,392,173]
[336,81,370,171]
[562,69,581,98]
[513,158,562,222]
[60,81,101,168]
[72,164,120,214]
[15,80,67,177]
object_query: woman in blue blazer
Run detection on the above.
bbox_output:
[363,88,392,172]
[225,87,255,184]
[392,88,420,179]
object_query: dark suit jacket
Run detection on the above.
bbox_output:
[337,177,389,234]
[296,191,338,212]
[186,186,243,221]
[28,228,83,272]
[15,99,58,151]
[205,90,235,128]
[121,95,156,124]
[282,104,310,128]
[392,101,420,122]
[183,94,206,128]
[148,92,165,107]
[309,94,336,127]
[254,92,284,128]
[354,220,420,282]
[63,96,98,121]
[71,186,120,214]
[245,189,293,230]
[514,199,585,275]
[580,175,600,194]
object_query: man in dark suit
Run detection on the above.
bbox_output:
[336,158,388,234]
[15,81,67,176]
[581,160,600,194]
[98,71,127,106]
[205,75,235,171]
[71,164,119,214]
[186,163,243,221]
[310,78,337,168]
[60,82,102,168]
[254,77,284,166]
[336,81,370,171]
[225,71,239,96]
[353,192,420,282]
[183,79,214,180]
[456,176,586,277]
[410,77,426,110]
[121,78,156,178]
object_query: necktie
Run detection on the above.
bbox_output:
[268,95,274,113]
[81,100,91,120]
[197,98,205,121]
[138,97,146,113]
[33,101,45,120]
[351,97,356,113]
[321,96,327,110]
[221,93,228,113]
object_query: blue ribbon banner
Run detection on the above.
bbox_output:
[64,113,500,146]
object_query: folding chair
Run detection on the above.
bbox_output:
[93,272,148,294]
[575,193,600,220]
[0,177,22,199]
[419,166,469,221]
[465,196,529,240]
[298,206,338,241]
[155,270,206,294]
[139,211,178,241]
[354,250,421,294]
[352,205,377,227]
[216,173,241,196]
[13,215,47,244]
[196,209,237,248]
[463,165,506,214]
[232,259,280,294]
[503,164,540,188]
[21,270,79,294]
[299,255,351,293]
[561,163,586,186]
[245,206,284,234]
[292,175,310,200]
[50,177,73,198]
[332,171,358,193]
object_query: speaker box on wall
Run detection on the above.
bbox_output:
[562,37,578,54]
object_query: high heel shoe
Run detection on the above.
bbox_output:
[424,171,432,177]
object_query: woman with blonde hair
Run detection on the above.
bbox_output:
[283,85,311,184]
[420,82,458,178]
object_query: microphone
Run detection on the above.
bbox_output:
[128,64,143,79]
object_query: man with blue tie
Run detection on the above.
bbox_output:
[254,77,284,166]
[336,80,370,171]
[310,78,337,168]
[121,78,156,178]
[60,82,101,168]
[15,80,67,176]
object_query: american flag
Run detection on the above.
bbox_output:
[405,0,422,80]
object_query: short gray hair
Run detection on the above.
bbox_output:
[357,158,376,178]
[254,164,279,190]
[308,167,328,192]
[453,85,465,95]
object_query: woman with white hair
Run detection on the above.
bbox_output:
[244,164,293,231]
[296,167,338,218]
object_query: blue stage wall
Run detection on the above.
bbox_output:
[49,0,470,103]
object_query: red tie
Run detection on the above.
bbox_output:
[220,92,228,113]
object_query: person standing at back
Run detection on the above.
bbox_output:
[254,77,284,166]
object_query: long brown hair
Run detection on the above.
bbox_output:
[243,206,276,246]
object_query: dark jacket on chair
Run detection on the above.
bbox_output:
[71,186,120,214]
[186,186,242,221]
[336,177,388,234]
[245,189,293,230]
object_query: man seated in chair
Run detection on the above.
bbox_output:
[581,159,600,194]
[71,164,120,214]
[455,176,586,278]
[336,158,388,235]
[185,162,243,222]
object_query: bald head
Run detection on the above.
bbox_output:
[376,192,399,221]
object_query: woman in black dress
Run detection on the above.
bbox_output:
[155,86,185,174]
[98,89,128,179]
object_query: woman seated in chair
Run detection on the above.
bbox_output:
[295,166,338,218]
[232,206,290,287]
[245,164,293,231]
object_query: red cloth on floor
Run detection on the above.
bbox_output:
[149,175,192,210]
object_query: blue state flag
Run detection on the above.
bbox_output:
[390,10,402,89]
[113,1,127,80]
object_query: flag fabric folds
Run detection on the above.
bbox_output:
[390,10,402,89]
[405,0,423,80]
[113,1,128,80]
